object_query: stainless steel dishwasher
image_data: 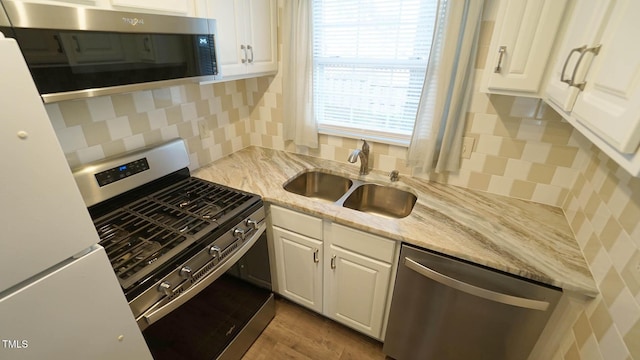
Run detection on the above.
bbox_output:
[383,244,562,360]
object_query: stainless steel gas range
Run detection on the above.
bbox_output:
[73,139,274,360]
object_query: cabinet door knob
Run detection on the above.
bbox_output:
[494,46,506,73]
[313,248,319,263]
[330,255,336,269]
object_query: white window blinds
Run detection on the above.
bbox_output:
[312,0,438,143]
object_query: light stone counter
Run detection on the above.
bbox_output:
[193,147,598,296]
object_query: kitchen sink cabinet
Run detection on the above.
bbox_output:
[324,223,395,339]
[269,205,398,340]
[272,227,324,313]
[480,0,568,97]
[544,0,640,176]
[204,0,277,80]
[271,206,324,313]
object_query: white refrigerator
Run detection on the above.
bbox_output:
[0,35,152,360]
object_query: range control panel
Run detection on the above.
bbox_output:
[94,158,150,187]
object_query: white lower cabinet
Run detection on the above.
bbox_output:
[272,226,323,313]
[325,244,391,338]
[269,205,398,340]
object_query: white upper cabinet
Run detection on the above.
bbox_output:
[206,0,277,80]
[481,0,568,97]
[545,0,615,111]
[570,0,640,154]
[544,0,640,175]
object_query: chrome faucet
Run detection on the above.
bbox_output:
[348,139,370,175]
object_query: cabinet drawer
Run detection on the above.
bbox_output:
[270,205,323,240]
[329,223,396,263]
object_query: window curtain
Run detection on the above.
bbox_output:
[282,0,319,148]
[406,0,484,174]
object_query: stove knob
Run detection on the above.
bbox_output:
[209,245,221,258]
[233,228,245,240]
[246,219,259,229]
[179,266,192,279]
[158,281,172,296]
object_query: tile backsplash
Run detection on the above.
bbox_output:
[46,81,252,170]
[554,142,640,360]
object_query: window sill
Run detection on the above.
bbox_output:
[318,126,410,148]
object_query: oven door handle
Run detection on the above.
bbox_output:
[140,223,266,328]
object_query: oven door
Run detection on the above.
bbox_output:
[142,230,274,360]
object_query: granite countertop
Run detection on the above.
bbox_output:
[193,146,598,296]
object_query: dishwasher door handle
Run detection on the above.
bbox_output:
[404,257,550,311]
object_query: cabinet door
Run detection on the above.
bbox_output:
[243,0,277,75]
[325,244,391,339]
[207,0,246,77]
[570,0,640,154]
[545,0,615,111]
[483,0,567,95]
[272,226,323,313]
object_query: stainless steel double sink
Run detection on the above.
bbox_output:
[283,170,417,219]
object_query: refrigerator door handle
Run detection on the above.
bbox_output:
[403,257,549,311]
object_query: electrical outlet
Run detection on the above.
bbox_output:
[461,137,475,159]
[198,120,210,140]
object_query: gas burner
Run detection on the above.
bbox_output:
[179,190,200,209]
[98,224,130,243]
[115,240,162,275]
[199,205,222,220]
[136,241,162,262]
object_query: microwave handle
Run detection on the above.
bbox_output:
[141,223,266,327]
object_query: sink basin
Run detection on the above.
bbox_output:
[343,184,417,218]
[283,170,353,202]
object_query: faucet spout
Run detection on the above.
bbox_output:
[347,140,370,175]
[348,149,361,163]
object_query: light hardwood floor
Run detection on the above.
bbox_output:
[242,297,388,360]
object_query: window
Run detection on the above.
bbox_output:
[312,0,438,145]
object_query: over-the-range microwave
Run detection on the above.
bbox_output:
[0,0,221,103]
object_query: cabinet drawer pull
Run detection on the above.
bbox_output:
[247,44,254,63]
[241,44,248,64]
[560,45,586,86]
[569,44,602,91]
[494,46,506,73]
[403,257,549,311]
[313,248,319,263]
[330,255,336,269]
